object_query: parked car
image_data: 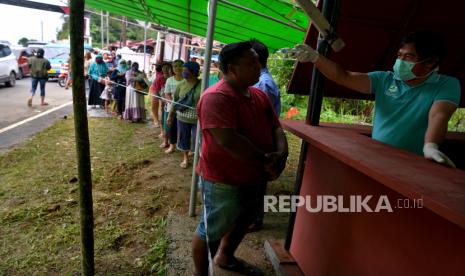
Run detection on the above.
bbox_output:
[0,43,18,87]
[42,43,93,79]
[27,41,48,55]
[43,43,70,78]
[11,46,32,79]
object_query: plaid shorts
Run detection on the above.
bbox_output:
[176,108,197,122]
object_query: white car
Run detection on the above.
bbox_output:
[0,43,19,87]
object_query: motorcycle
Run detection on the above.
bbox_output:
[58,63,69,87]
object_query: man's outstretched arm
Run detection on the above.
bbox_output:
[292,44,371,94]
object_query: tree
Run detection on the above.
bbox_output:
[17,37,29,47]
[55,8,158,47]
[57,15,70,40]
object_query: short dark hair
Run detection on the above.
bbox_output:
[36,48,44,57]
[162,62,173,74]
[400,31,447,65]
[173,59,184,66]
[183,61,200,75]
[219,41,253,74]
[250,39,268,68]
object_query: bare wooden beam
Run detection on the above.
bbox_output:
[0,0,68,13]
[294,0,345,51]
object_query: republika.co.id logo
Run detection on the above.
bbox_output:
[264,195,423,213]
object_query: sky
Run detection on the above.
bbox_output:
[0,0,65,45]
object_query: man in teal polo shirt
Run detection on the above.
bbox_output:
[292,31,461,167]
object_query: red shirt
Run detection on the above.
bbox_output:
[196,79,280,186]
[150,71,165,95]
[155,76,166,95]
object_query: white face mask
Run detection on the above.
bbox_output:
[393,59,417,81]
[393,58,438,81]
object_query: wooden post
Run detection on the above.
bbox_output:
[69,0,95,274]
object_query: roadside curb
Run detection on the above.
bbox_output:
[0,101,73,153]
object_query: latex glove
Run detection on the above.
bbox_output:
[423,143,456,168]
[288,44,319,63]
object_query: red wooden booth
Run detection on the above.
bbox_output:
[267,0,465,275]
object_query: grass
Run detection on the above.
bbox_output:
[0,106,307,274]
[449,108,465,132]
[0,117,172,274]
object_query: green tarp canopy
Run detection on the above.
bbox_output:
[85,0,309,51]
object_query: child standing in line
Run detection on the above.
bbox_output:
[164,59,184,154]
[158,63,173,148]
[149,64,163,128]
[100,71,114,113]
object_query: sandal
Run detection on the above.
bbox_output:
[159,142,168,148]
[217,258,263,276]
[41,102,49,106]
[27,98,32,107]
[180,161,188,169]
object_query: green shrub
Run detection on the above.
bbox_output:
[268,52,372,124]
[449,108,465,132]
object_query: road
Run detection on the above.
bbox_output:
[0,77,73,129]
[0,77,74,152]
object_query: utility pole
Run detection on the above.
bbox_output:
[41,20,44,41]
[121,16,127,47]
[143,21,147,72]
[69,0,95,274]
[106,11,109,47]
[189,0,217,216]
[100,10,104,49]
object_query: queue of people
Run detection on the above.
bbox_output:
[148,60,204,168]
[84,53,210,169]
